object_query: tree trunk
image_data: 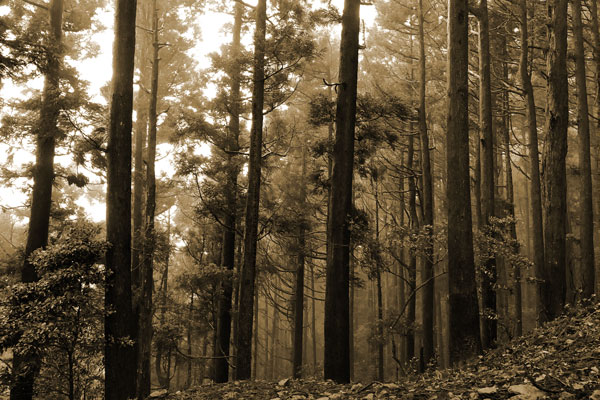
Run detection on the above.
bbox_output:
[215,2,242,383]
[374,177,384,382]
[407,133,417,363]
[500,41,521,337]
[519,0,544,325]
[11,1,63,398]
[477,0,496,350]
[572,0,595,299]
[187,294,193,388]
[105,0,137,397]
[292,148,307,379]
[156,211,171,388]
[542,0,568,322]
[235,0,266,380]
[446,0,482,364]
[324,0,360,383]
[417,0,434,370]
[137,1,159,397]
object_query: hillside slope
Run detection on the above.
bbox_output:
[161,301,600,400]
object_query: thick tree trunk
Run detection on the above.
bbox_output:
[477,0,496,350]
[236,0,266,380]
[105,0,137,398]
[214,2,242,383]
[11,1,63,399]
[542,0,568,322]
[137,2,158,397]
[324,0,360,383]
[417,0,434,370]
[446,0,482,364]
[519,0,544,324]
[572,0,595,299]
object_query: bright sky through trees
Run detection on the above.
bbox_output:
[0,0,375,223]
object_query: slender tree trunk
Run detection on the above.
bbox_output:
[373,177,384,382]
[137,2,158,397]
[132,0,150,303]
[542,0,568,322]
[215,2,242,383]
[156,212,171,388]
[500,42,521,337]
[310,262,317,375]
[417,0,434,370]
[187,294,193,388]
[324,0,360,383]
[446,0,482,364]
[270,296,278,380]
[11,1,63,399]
[519,0,544,325]
[477,0,496,350]
[572,0,595,299]
[590,0,600,297]
[407,133,417,363]
[235,0,267,380]
[252,290,259,380]
[105,0,137,397]
[292,148,307,379]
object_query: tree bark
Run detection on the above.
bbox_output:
[137,1,158,397]
[518,0,544,325]
[215,1,242,383]
[105,0,138,397]
[324,0,360,383]
[292,148,307,379]
[235,0,266,380]
[500,39,521,337]
[572,0,595,300]
[542,0,568,322]
[11,1,63,398]
[446,0,482,364]
[417,0,434,370]
[477,0,496,350]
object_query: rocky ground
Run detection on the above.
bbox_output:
[158,300,600,400]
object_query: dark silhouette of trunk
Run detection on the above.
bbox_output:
[104,0,137,397]
[446,0,482,364]
[407,133,418,364]
[572,0,595,299]
[292,148,307,379]
[476,0,496,349]
[417,0,434,368]
[252,291,259,379]
[519,0,544,323]
[137,2,159,397]
[11,1,63,398]
[235,0,266,380]
[373,176,384,382]
[187,293,193,388]
[214,2,242,383]
[132,0,150,300]
[324,0,360,383]
[310,262,317,375]
[542,0,568,322]
[500,40,521,337]
[590,0,600,299]
[156,212,171,388]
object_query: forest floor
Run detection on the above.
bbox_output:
[160,301,600,400]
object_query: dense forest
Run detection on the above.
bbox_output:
[0,0,598,398]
